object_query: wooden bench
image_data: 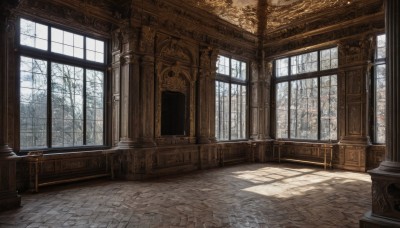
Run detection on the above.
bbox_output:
[273,141,333,170]
[27,151,116,193]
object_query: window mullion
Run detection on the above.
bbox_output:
[47,60,52,148]
[318,76,321,140]
[229,58,232,141]
[83,69,87,145]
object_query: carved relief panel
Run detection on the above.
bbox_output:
[155,33,198,145]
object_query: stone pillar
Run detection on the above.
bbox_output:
[111,30,122,147]
[0,3,21,211]
[138,26,156,147]
[249,59,271,141]
[249,61,260,140]
[360,0,400,226]
[118,28,140,148]
[263,60,272,140]
[197,46,218,144]
[209,49,219,143]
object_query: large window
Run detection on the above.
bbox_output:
[215,56,247,141]
[19,18,106,150]
[275,47,338,141]
[375,34,386,143]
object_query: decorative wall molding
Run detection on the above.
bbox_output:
[17,0,119,37]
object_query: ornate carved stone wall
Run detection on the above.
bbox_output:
[155,33,198,145]
[1,0,388,207]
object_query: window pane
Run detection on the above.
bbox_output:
[276,82,288,138]
[290,78,318,140]
[216,81,230,140]
[231,84,246,140]
[291,51,318,75]
[377,34,386,59]
[376,64,386,143]
[86,69,104,145]
[86,37,104,63]
[20,56,48,149]
[20,18,48,51]
[51,28,84,59]
[276,58,289,77]
[320,75,338,140]
[320,47,338,70]
[51,63,84,147]
[217,56,230,75]
[231,59,247,81]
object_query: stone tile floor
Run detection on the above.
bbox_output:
[0,163,371,228]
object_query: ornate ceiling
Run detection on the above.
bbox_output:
[187,0,258,34]
[187,0,357,34]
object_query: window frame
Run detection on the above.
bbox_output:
[215,55,249,141]
[17,17,109,152]
[274,46,339,142]
[373,33,386,144]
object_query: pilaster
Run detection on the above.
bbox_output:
[138,26,156,147]
[209,49,219,143]
[197,46,217,144]
[118,27,140,149]
[337,35,373,172]
[111,30,122,147]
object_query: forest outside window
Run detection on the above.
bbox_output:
[275,47,338,141]
[375,34,386,144]
[19,18,106,150]
[215,56,247,141]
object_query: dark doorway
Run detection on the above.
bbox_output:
[161,91,186,135]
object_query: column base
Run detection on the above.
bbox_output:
[366,167,400,222]
[118,138,156,149]
[0,193,21,212]
[360,211,400,227]
[0,144,15,157]
[117,138,136,149]
[0,156,21,212]
[378,161,400,173]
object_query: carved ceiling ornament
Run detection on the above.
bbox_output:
[266,0,362,32]
[177,0,367,34]
[186,0,258,34]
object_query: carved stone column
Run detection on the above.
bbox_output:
[111,30,122,147]
[118,28,140,148]
[0,2,21,211]
[209,49,218,143]
[250,59,271,141]
[197,46,217,144]
[337,36,373,172]
[138,26,156,147]
[263,61,272,140]
[249,61,260,140]
[361,0,400,226]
